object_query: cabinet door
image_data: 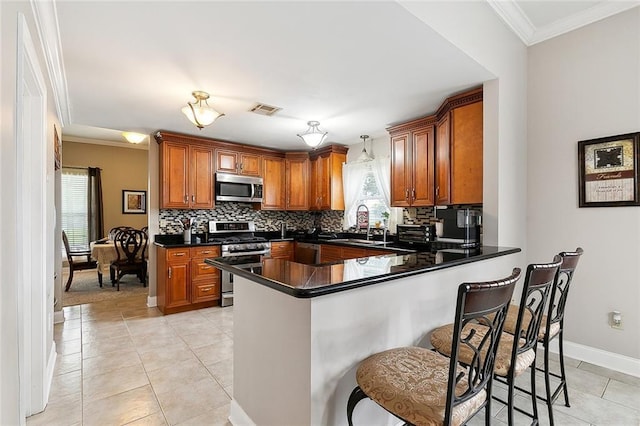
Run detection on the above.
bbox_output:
[316,155,331,210]
[190,145,214,209]
[390,133,410,207]
[216,149,238,174]
[309,158,320,210]
[435,114,451,205]
[239,153,262,176]
[411,126,435,206]
[166,261,190,309]
[161,142,190,208]
[320,245,342,263]
[286,157,309,210]
[451,102,483,204]
[270,241,293,260]
[262,157,286,210]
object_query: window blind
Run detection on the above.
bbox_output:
[61,168,89,251]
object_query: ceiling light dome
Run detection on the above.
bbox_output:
[122,132,146,144]
[181,91,224,129]
[297,121,328,148]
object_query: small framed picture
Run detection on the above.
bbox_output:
[122,190,147,214]
[54,125,61,170]
[578,132,640,207]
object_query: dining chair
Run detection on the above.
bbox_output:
[109,228,147,290]
[108,226,134,242]
[430,255,562,425]
[347,268,520,426]
[62,230,98,292]
[499,247,583,425]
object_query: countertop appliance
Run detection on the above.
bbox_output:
[215,173,263,203]
[208,220,271,306]
[435,207,481,248]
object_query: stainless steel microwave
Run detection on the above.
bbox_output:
[215,173,263,203]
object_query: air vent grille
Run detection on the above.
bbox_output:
[249,103,281,116]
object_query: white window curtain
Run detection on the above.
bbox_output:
[372,157,401,233]
[342,161,370,229]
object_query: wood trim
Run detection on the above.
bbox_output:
[308,144,348,159]
[154,130,284,157]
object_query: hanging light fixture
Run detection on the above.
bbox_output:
[122,132,146,144]
[297,120,328,148]
[181,91,224,129]
[356,135,373,162]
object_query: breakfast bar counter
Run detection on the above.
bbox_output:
[206,246,521,426]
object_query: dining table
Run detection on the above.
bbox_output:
[90,240,117,286]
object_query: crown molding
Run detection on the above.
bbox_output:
[488,0,640,47]
[63,135,149,151]
[529,1,640,45]
[31,0,71,126]
[486,0,535,45]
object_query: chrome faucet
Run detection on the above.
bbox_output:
[356,204,370,240]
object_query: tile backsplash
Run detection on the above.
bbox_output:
[159,202,344,234]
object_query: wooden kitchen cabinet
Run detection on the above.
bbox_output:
[309,145,347,210]
[435,95,483,205]
[160,140,214,209]
[216,148,262,176]
[319,244,392,263]
[156,246,221,314]
[285,153,310,210]
[390,125,435,207]
[270,241,294,260]
[261,156,286,210]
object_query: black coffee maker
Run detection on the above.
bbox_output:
[435,207,481,248]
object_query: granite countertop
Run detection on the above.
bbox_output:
[205,246,521,298]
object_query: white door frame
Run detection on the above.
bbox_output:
[16,13,54,418]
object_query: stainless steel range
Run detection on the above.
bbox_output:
[208,221,270,306]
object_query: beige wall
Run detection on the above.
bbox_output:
[62,141,149,234]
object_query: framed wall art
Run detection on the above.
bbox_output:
[54,124,61,170]
[578,132,640,207]
[122,190,147,214]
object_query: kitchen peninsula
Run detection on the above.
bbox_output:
[206,246,520,425]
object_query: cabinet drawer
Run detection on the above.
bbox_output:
[166,248,189,260]
[191,259,219,280]
[192,281,220,303]
[190,246,220,258]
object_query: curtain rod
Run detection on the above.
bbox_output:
[62,166,102,170]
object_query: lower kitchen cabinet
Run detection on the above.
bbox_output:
[270,241,294,260]
[320,244,394,263]
[156,246,221,314]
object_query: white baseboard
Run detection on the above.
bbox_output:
[549,339,640,378]
[229,399,256,426]
[146,296,157,308]
[53,310,65,324]
[44,343,57,405]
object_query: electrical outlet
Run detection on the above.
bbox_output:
[610,311,623,330]
[160,219,167,228]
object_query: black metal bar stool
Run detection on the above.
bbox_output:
[346,268,521,426]
[430,255,562,425]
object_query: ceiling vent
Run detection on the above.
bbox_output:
[250,103,281,116]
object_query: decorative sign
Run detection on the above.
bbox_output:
[578,132,640,207]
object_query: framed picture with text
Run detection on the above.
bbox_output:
[122,190,147,214]
[578,132,640,207]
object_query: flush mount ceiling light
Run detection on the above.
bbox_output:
[122,132,146,144]
[356,135,373,162]
[181,91,224,129]
[297,120,328,148]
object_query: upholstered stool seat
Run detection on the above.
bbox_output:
[431,323,536,377]
[356,347,486,426]
[502,306,561,341]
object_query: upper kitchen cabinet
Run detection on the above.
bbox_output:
[216,148,261,177]
[309,144,347,211]
[285,152,310,210]
[389,122,435,207]
[387,87,483,207]
[435,89,483,205]
[157,132,214,209]
[261,156,286,210]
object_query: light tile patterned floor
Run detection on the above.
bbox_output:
[28,294,640,425]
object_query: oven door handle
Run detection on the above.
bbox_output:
[222,250,270,257]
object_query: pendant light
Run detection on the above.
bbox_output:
[181,91,224,129]
[297,121,328,148]
[356,135,373,162]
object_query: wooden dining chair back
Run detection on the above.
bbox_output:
[110,228,147,291]
[347,268,520,426]
[108,226,134,242]
[62,230,97,292]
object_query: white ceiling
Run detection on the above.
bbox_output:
[52,1,638,150]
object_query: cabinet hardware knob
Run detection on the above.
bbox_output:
[168,267,172,279]
[202,288,211,292]
[435,186,439,196]
[184,195,188,203]
[174,253,185,256]
[192,195,195,202]
[412,188,416,200]
[202,250,211,254]
[405,189,409,200]
[202,266,212,270]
